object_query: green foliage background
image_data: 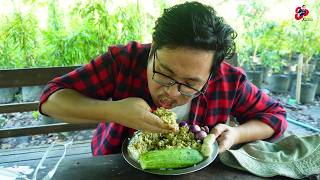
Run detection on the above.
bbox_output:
[0,0,319,71]
[0,0,165,68]
[236,0,320,72]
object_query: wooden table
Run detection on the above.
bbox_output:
[51,154,292,180]
[1,141,316,180]
[2,138,318,180]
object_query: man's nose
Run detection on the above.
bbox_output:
[164,84,180,97]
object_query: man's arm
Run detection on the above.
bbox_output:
[211,120,274,153]
[39,43,176,133]
[234,119,274,144]
[41,89,114,124]
[39,51,118,123]
[41,88,176,133]
[211,73,287,153]
[230,79,287,140]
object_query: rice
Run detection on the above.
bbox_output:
[153,107,178,126]
[127,108,202,161]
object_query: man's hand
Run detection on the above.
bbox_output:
[210,120,275,153]
[113,97,177,133]
[210,124,239,153]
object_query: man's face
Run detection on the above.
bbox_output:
[147,47,214,109]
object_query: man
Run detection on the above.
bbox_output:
[39,2,287,155]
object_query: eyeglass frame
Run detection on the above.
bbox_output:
[152,51,212,98]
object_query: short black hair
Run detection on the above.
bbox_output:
[151,1,237,74]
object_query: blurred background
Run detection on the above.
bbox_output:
[0,0,319,69]
[0,0,319,149]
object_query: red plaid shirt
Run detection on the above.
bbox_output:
[39,41,287,156]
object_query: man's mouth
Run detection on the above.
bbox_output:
[158,96,174,109]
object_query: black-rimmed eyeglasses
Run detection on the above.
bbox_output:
[152,52,211,98]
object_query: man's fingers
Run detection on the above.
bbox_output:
[217,134,233,153]
[142,127,172,134]
[142,111,178,133]
[144,111,176,131]
[210,124,228,138]
[218,144,227,153]
[217,136,228,153]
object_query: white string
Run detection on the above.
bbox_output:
[42,140,73,180]
[32,142,55,180]
[31,140,73,180]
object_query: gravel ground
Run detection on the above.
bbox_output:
[268,92,320,135]
[0,113,94,149]
[0,94,319,150]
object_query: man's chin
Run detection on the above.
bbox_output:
[158,102,172,109]
[158,99,174,109]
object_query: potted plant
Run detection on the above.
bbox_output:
[289,18,319,103]
[237,46,264,88]
[237,1,267,88]
[258,21,289,88]
[314,54,320,72]
[264,51,290,93]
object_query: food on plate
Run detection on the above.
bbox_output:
[127,122,201,162]
[153,107,179,130]
[195,130,207,141]
[127,107,215,169]
[139,148,203,169]
[189,124,201,133]
[201,134,216,157]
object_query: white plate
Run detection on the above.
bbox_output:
[121,133,219,175]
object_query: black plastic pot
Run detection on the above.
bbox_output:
[269,74,290,93]
[303,64,316,75]
[290,82,318,104]
[316,61,320,71]
[313,72,320,95]
[316,83,320,96]
[246,70,263,88]
[262,67,271,83]
[314,55,320,69]
[288,72,307,92]
[291,53,300,62]
[289,72,297,92]
[281,65,290,74]
[251,65,271,83]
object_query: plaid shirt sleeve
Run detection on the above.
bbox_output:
[230,74,288,140]
[39,50,118,114]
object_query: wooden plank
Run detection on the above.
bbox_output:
[0,140,92,169]
[0,102,38,113]
[5,155,93,179]
[0,140,92,156]
[0,148,91,165]
[0,66,80,88]
[0,143,92,164]
[2,153,295,180]
[0,123,97,138]
[51,155,292,180]
[0,154,93,168]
